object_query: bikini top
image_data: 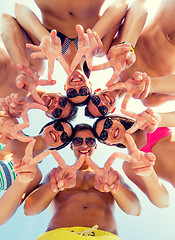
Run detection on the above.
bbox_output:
[140,127,172,153]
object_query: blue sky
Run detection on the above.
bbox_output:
[1,0,175,240]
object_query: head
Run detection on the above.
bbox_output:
[64,61,92,105]
[39,119,74,150]
[93,115,139,148]
[70,124,97,160]
[85,89,120,118]
[41,92,78,120]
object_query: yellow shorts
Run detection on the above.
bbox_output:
[36,226,121,240]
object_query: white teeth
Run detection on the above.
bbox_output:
[71,78,82,82]
[80,150,89,154]
[104,94,111,104]
[114,129,119,138]
[50,132,56,141]
[48,99,53,107]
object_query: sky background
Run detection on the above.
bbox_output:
[0,0,175,240]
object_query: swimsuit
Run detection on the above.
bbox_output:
[0,143,16,191]
[47,29,78,54]
[140,127,172,153]
[36,226,121,240]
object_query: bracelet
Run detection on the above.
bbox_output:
[121,41,135,54]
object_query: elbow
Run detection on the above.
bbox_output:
[24,200,37,216]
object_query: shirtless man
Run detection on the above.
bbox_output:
[94,0,175,107]
[24,124,141,239]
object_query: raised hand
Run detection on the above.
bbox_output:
[123,133,156,176]
[121,108,158,134]
[108,72,151,109]
[86,154,121,193]
[92,43,136,87]
[51,151,85,192]
[27,30,70,78]
[70,25,103,73]
[16,64,56,104]
[0,93,48,123]
[0,116,32,143]
[13,139,51,183]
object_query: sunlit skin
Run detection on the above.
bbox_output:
[95,118,127,145]
[64,63,92,104]
[87,89,123,117]
[70,129,97,169]
[41,92,72,118]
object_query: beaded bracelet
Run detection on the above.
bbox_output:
[121,41,135,54]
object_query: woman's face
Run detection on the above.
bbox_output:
[41,92,72,119]
[95,117,126,145]
[41,122,72,148]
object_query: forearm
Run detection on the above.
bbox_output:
[24,181,58,215]
[14,3,50,43]
[1,13,28,66]
[150,75,175,95]
[141,170,169,208]
[92,0,128,39]
[157,112,175,127]
[0,177,29,225]
[111,180,141,216]
[113,0,148,46]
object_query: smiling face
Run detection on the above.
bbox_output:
[87,89,119,117]
[41,122,73,148]
[64,68,92,104]
[41,92,72,119]
[95,117,126,145]
[71,129,97,159]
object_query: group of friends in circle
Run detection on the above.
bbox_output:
[0,0,175,239]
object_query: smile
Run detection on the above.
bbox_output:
[114,128,119,138]
[71,75,83,82]
[79,149,90,155]
[103,94,112,104]
[49,131,57,142]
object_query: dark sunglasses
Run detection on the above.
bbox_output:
[53,121,69,143]
[52,97,68,118]
[90,95,108,116]
[67,86,90,98]
[72,137,96,147]
[100,118,113,141]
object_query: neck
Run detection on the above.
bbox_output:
[33,135,49,156]
[129,130,147,150]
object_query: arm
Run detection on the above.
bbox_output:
[123,133,169,208]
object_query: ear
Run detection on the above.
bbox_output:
[64,84,67,91]
[70,143,73,151]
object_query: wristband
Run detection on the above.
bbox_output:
[121,41,135,54]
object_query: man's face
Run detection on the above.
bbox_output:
[41,92,72,119]
[71,129,97,159]
[87,89,119,117]
[64,69,91,104]
[41,121,72,148]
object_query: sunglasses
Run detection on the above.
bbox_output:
[52,97,68,118]
[90,95,108,116]
[67,86,90,98]
[72,137,96,147]
[53,121,69,143]
[100,118,113,141]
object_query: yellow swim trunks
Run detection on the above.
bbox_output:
[36,225,121,240]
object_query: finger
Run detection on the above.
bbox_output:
[145,152,156,162]
[70,52,82,73]
[138,77,151,100]
[0,99,10,114]
[85,156,101,173]
[48,58,55,82]
[26,43,41,51]
[76,24,85,41]
[52,151,67,168]
[71,155,86,172]
[50,29,58,45]
[125,122,139,135]
[31,52,45,59]
[104,153,120,171]
[30,88,44,105]
[24,139,36,158]
[125,133,138,154]
[121,92,132,109]
[37,79,56,86]
[16,132,33,142]
[106,70,120,87]
[34,150,52,164]
[21,110,29,124]
[13,122,29,132]
[121,108,138,119]
[92,61,111,71]
[86,53,93,70]
[50,168,59,192]
[57,56,71,75]
[92,31,103,53]
[26,102,48,112]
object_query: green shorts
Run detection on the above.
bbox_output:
[36,226,121,240]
